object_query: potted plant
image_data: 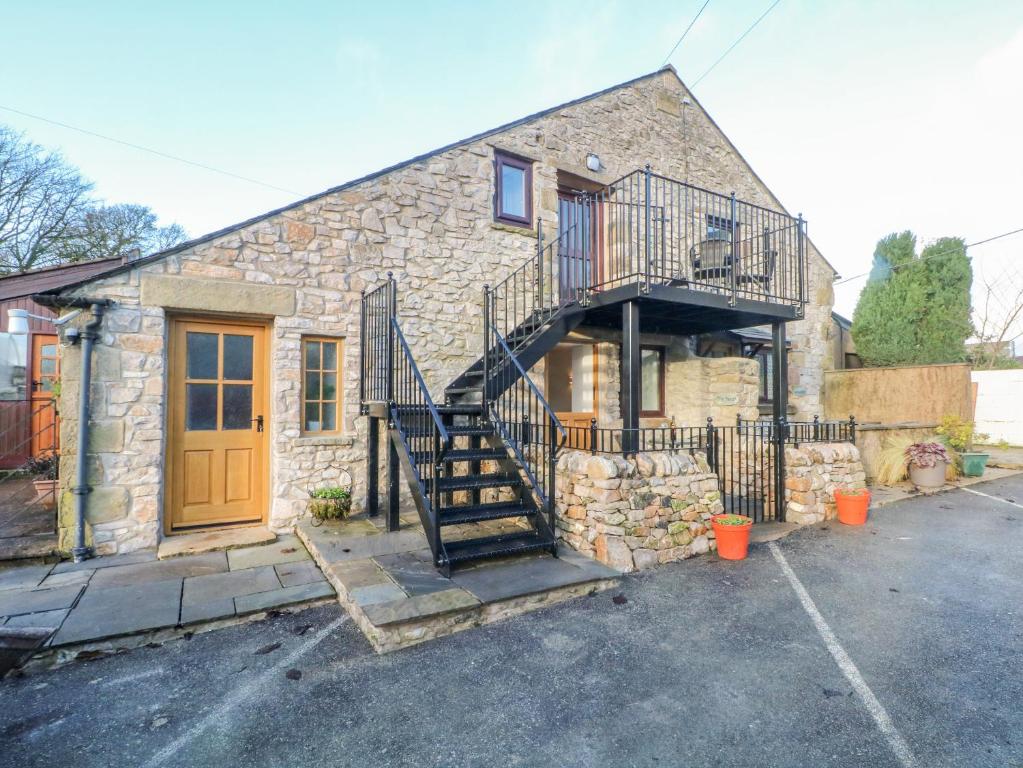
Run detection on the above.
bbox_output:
[905,442,951,489]
[21,454,57,503]
[710,513,753,560]
[834,486,870,526]
[936,415,990,477]
[308,486,352,523]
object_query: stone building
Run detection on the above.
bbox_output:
[41,66,843,563]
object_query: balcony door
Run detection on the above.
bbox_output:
[558,191,602,300]
[166,317,269,532]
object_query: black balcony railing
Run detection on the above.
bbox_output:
[567,416,855,457]
[562,167,806,310]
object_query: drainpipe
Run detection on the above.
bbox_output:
[32,295,113,563]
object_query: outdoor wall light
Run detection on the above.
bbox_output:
[586,153,605,173]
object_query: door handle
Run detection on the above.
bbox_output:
[253,415,264,433]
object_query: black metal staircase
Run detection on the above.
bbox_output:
[359,167,809,574]
[361,263,569,575]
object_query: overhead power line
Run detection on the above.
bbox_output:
[834,227,1023,286]
[662,0,712,66]
[0,104,303,196]
[691,0,783,87]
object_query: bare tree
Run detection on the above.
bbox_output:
[0,125,187,273]
[0,126,92,273]
[972,264,1023,368]
[54,203,187,264]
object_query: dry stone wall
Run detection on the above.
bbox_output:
[57,68,834,555]
[555,441,864,573]
[783,443,866,525]
[554,450,723,573]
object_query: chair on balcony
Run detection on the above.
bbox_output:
[736,248,777,294]
[690,239,733,284]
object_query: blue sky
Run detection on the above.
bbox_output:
[3,1,1022,319]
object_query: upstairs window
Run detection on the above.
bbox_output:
[302,337,341,434]
[494,151,532,226]
[706,214,735,242]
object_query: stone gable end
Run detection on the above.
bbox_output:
[55,68,834,555]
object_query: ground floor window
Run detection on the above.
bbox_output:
[302,337,341,433]
[640,345,665,417]
[757,349,774,403]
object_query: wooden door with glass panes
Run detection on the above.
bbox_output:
[167,318,268,532]
[30,334,60,458]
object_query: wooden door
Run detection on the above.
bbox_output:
[546,343,598,450]
[167,318,268,532]
[30,334,59,457]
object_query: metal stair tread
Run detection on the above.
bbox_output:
[411,447,508,463]
[404,424,493,437]
[443,530,556,565]
[438,502,532,526]
[426,472,520,491]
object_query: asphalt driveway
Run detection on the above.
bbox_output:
[3,474,1022,767]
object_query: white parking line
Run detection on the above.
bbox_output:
[768,542,918,768]
[960,486,1023,510]
[144,616,348,767]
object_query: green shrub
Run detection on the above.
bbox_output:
[308,486,352,521]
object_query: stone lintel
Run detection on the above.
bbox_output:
[140,274,296,316]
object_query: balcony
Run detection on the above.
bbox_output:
[542,168,807,335]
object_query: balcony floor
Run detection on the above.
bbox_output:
[578,282,801,336]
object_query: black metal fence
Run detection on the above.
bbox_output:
[562,416,856,523]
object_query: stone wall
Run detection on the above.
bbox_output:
[554,450,723,573]
[555,441,864,572]
[783,443,866,525]
[56,67,835,555]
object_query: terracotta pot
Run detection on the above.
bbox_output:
[710,514,753,560]
[32,479,56,504]
[835,489,870,526]
[909,461,947,489]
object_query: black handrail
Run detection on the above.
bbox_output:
[389,319,450,564]
[486,324,565,538]
[359,275,395,409]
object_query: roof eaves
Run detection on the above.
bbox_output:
[45,67,674,296]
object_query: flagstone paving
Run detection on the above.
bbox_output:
[0,533,334,650]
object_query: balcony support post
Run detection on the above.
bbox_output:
[771,321,789,522]
[621,301,641,455]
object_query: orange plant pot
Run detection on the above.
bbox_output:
[710,514,753,560]
[835,488,870,526]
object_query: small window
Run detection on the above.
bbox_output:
[707,214,735,242]
[494,151,533,226]
[757,350,774,403]
[640,346,665,417]
[302,337,342,434]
